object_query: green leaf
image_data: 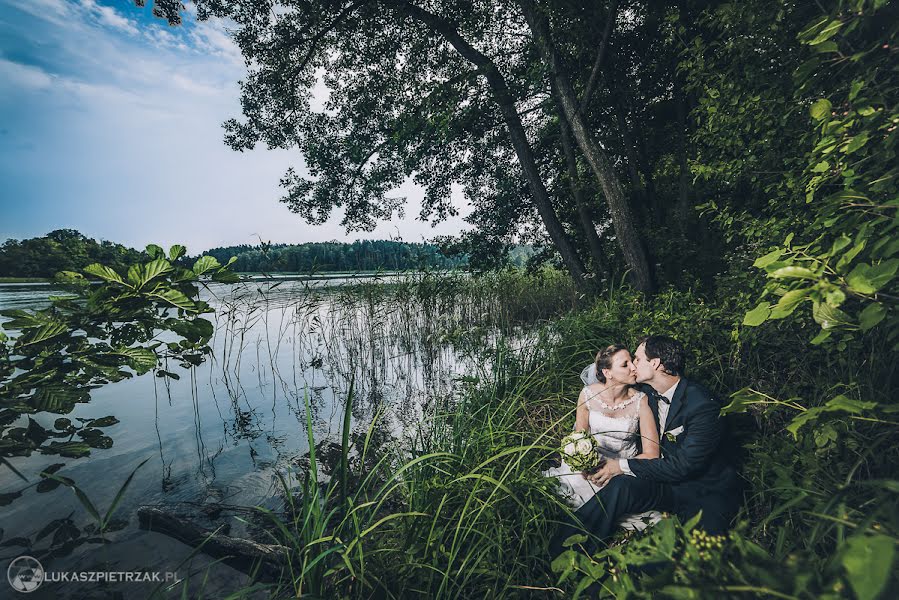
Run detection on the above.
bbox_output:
[848,79,864,101]
[753,249,783,268]
[798,15,829,40]
[830,234,852,255]
[83,264,125,284]
[770,266,818,280]
[812,40,838,53]
[720,387,763,416]
[825,287,846,307]
[168,245,186,261]
[858,303,886,332]
[19,321,68,347]
[145,244,164,259]
[42,441,91,458]
[810,98,832,120]
[811,160,830,173]
[31,386,83,414]
[842,535,894,600]
[140,259,174,287]
[683,511,703,532]
[192,255,221,276]
[114,346,157,374]
[743,303,771,327]
[810,329,831,345]
[837,240,867,269]
[812,301,853,329]
[83,435,113,449]
[126,264,143,286]
[148,288,196,312]
[86,416,119,428]
[167,317,214,343]
[844,131,869,154]
[561,533,587,548]
[807,19,842,45]
[846,260,899,294]
[825,395,876,413]
[212,269,240,284]
[776,288,811,312]
[786,408,824,438]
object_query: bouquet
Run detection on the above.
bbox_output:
[560,430,602,471]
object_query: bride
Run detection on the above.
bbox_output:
[545,344,661,529]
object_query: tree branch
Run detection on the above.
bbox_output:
[579,0,618,111]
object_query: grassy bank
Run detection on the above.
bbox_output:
[221,281,896,599]
[0,276,50,283]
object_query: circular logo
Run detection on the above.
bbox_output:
[7,556,44,593]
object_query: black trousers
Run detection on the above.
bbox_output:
[550,475,735,557]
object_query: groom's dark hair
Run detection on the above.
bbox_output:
[640,335,685,376]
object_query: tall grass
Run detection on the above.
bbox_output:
[215,276,896,598]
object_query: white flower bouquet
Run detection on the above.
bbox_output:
[560,430,601,471]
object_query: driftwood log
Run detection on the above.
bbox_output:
[137,506,291,581]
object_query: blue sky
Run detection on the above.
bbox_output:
[0,0,468,252]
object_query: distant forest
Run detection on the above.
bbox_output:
[203,240,468,273]
[0,231,479,278]
[0,230,144,278]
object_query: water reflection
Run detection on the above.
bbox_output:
[0,275,542,598]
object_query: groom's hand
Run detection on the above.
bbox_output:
[588,460,623,487]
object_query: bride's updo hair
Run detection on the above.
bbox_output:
[594,343,628,383]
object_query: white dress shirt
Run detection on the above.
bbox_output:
[619,379,681,476]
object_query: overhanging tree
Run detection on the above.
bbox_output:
[146,0,600,287]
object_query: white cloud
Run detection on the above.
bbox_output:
[79,0,140,36]
[0,58,54,90]
[188,17,243,66]
[1,0,470,250]
[3,0,73,27]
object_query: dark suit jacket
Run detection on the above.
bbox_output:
[630,379,741,514]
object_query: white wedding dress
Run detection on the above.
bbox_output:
[544,365,662,531]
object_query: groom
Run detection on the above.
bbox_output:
[552,335,741,553]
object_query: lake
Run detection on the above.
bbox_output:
[0,274,572,598]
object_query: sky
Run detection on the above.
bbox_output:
[0,0,470,252]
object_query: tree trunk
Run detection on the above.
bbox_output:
[555,93,608,279]
[520,0,655,293]
[390,1,589,287]
[137,506,289,582]
[579,0,618,112]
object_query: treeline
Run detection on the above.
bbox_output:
[201,240,467,273]
[0,230,144,278]
[0,232,471,278]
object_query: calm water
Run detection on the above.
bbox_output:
[0,277,492,598]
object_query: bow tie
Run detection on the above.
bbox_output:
[653,391,671,404]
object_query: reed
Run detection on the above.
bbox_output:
[223,277,897,598]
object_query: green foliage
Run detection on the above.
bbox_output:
[0,245,236,480]
[735,2,899,346]
[201,239,467,273]
[0,229,145,278]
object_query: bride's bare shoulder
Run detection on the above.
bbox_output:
[582,383,606,396]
